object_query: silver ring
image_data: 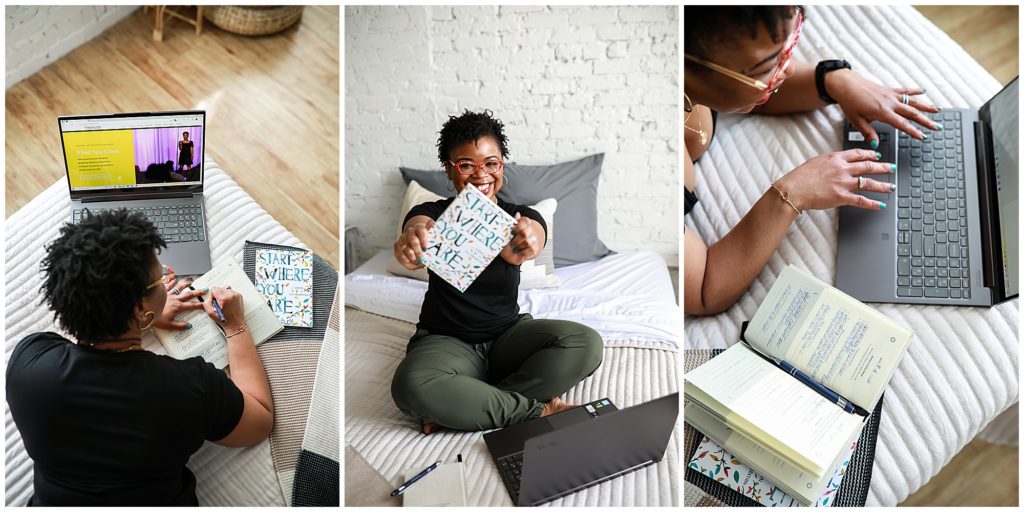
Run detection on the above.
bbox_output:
[858,176,865,190]
[171,288,180,295]
[902,93,909,104]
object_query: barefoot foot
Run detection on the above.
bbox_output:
[540,397,576,417]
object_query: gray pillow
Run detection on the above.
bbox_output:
[399,153,612,267]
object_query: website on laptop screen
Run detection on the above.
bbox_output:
[988,80,1018,296]
[60,113,204,192]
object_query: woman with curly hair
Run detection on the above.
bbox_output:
[5,210,273,506]
[391,110,604,434]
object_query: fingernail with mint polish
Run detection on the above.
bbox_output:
[934,122,943,130]
[875,151,882,160]
[186,323,192,329]
[417,256,425,264]
[879,202,887,210]
[890,163,897,172]
[870,139,879,150]
[922,133,928,140]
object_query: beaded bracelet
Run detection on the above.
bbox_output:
[771,182,803,215]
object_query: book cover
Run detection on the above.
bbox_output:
[255,248,314,327]
[401,462,466,506]
[688,434,855,507]
[421,183,515,292]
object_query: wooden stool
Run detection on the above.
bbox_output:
[147,5,204,42]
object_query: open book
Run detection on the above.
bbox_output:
[154,258,283,369]
[421,183,515,292]
[685,265,912,481]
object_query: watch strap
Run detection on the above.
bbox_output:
[816,59,852,104]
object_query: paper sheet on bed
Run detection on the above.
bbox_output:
[683,5,1018,506]
[346,250,679,348]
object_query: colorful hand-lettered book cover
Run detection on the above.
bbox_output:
[688,435,855,507]
[254,248,314,327]
[422,183,515,292]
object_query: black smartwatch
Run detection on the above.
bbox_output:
[815,59,852,104]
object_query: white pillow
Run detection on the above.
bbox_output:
[386,180,561,289]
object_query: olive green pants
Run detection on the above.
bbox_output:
[390,314,604,431]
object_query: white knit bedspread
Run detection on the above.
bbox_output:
[684,5,1018,506]
[4,159,303,506]
[345,307,680,507]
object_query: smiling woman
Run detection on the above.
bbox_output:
[389,110,604,434]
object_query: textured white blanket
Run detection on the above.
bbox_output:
[684,5,1018,506]
[4,159,303,506]
[344,250,681,505]
[344,308,680,506]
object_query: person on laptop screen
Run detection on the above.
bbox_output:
[683,5,942,315]
[390,110,604,435]
[5,210,273,505]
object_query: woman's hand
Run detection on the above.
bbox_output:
[776,149,896,212]
[826,69,941,146]
[203,287,245,331]
[500,213,545,265]
[394,217,434,270]
[154,277,207,330]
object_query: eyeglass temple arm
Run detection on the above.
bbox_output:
[684,54,769,91]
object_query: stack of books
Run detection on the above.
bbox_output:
[685,266,912,506]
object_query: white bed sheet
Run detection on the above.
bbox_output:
[683,5,1018,506]
[346,249,680,347]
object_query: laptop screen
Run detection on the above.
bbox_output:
[986,79,1018,297]
[59,112,204,193]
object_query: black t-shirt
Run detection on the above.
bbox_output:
[5,332,245,506]
[405,197,547,343]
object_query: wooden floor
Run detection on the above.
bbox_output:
[5,6,339,267]
[899,6,1019,507]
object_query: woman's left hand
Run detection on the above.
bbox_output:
[500,213,545,265]
[155,277,207,330]
[826,69,941,147]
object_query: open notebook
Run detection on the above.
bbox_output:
[154,258,283,368]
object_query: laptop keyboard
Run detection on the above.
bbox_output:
[896,110,970,299]
[497,452,524,496]
[72,205,205,243]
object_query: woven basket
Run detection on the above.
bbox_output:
[204,6,304,36]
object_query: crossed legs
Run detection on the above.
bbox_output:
[391,315,604,432]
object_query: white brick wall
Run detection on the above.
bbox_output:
[6,5,137,89]
[345,5,679,267]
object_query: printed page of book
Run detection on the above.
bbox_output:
[421,184,515,292]
[685,403,855,506]
[744,265,913,411]
[155,259,283,369]
[684,343,863,478]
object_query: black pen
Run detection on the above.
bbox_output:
[391,460,442,496]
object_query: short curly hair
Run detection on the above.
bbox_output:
[684,6,800,60]
[40,209,166,342]
[436,109,510,166]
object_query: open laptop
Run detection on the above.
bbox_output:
[836,77,1018,306]
[59,111,212,276]
[482,392,678,506]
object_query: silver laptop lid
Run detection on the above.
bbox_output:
[58,111,206,200]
